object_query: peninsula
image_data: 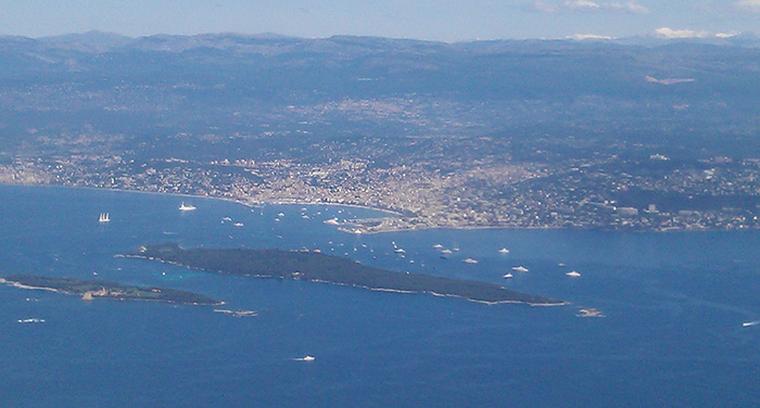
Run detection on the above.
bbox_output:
[127,244,565,306]
[1,275,221,306]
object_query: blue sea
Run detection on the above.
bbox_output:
[0,185,758,407]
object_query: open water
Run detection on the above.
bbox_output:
[0,185,758,407]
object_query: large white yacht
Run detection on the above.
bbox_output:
[179,202,197,212]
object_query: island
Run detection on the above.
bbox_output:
[126,244,565,306]
[0,275,221,306]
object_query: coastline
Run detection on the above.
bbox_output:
[0,182,755,235]
[337,223,567,236]
[1,276,222,306]
[75,185,406,217]
[0,279,67,295]
[20,183,405,219]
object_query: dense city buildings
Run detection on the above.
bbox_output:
[2,149,757,232]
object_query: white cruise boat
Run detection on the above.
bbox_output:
[512,265,529,273]
[98,212,111,223]
[463,258,479,264]
[503,273,514,279]
[498,248,510,254]
[566,271,582,278]
[179,202,197,212]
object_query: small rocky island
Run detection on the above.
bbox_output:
[128,244,565,306]
[1,275,221,306]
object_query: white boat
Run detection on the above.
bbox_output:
[213,309,258,318]
[324,218,340,225]
[17,318,45,324]
[577,308,605,318]
[498,248,510,254]
[742,320,759,328]
[566,271,582,278]
[394,248,406,254]
[441,249,453,255]
[233,222,244,227]
[98,212,110,223]
[503,273,514,279]
[463,258,479,264]
[179,202,197,212]
[512,266,529,273]
[294,355,316,362]
[433,244,444,249]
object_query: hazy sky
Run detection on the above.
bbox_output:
[0,0,758,41]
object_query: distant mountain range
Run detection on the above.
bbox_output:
[0,31,759,157]
[4,31,760,99]
[1,32,758,233]
[6,30,760,53]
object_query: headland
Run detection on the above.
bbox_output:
[1,275,221,306]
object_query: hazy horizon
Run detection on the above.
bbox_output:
[3,28,759,45]
[0,0,758,42]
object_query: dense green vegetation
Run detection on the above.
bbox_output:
[132,244,563,305]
